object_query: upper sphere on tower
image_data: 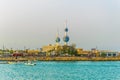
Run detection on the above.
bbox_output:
[65,27,68,32]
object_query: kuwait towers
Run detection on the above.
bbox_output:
[55,21,70,45]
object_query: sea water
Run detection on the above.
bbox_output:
[0,61,120,80]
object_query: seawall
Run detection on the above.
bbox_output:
[1,57,120,61]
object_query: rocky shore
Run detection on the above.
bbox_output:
[1,57,120,61]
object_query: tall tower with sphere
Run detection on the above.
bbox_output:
[63,21,70,45]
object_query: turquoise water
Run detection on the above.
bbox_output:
[0,61,120,80]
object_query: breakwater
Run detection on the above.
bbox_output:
[1,57,120,61]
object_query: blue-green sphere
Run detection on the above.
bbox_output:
[65,28,68,32]
[56,37,60,42]
[63,36,69,42]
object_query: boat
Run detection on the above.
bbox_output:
[0,61,8,64]
[24,61,36,66]
[8,61,17,64]
[24,62,36,66]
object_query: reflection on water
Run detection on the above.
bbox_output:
[0,61,120,80]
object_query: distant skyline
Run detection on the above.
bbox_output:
[0,0,120,51]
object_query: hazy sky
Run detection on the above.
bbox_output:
[0,0,120,50]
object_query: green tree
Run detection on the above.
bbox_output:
[9,49,13,54]
[101,52,106,57]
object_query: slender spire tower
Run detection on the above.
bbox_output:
[3,45,5,54]
[63,20,70,45]
[55,28,60,45]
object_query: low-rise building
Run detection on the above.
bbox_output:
[91,48,100,57]
[77,48,90,57]
[100,50,119,57]
[42,44,55,53]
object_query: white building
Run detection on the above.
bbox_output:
[100,50,119,57]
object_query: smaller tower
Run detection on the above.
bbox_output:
[55,29,60,45]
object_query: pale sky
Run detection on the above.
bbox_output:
[0,0,120,50]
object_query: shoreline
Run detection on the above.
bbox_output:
[1,57,120,61]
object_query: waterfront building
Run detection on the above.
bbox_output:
[76,48,100,57]
[41,44,77,56]
[42,44,55,56]
[91,48,100,57]
[100,50,120,57]
[27,49,40,56]
[76,48,83,56]
[77,48,91,57]
[42,44,62,56]
[42,44,54,53]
